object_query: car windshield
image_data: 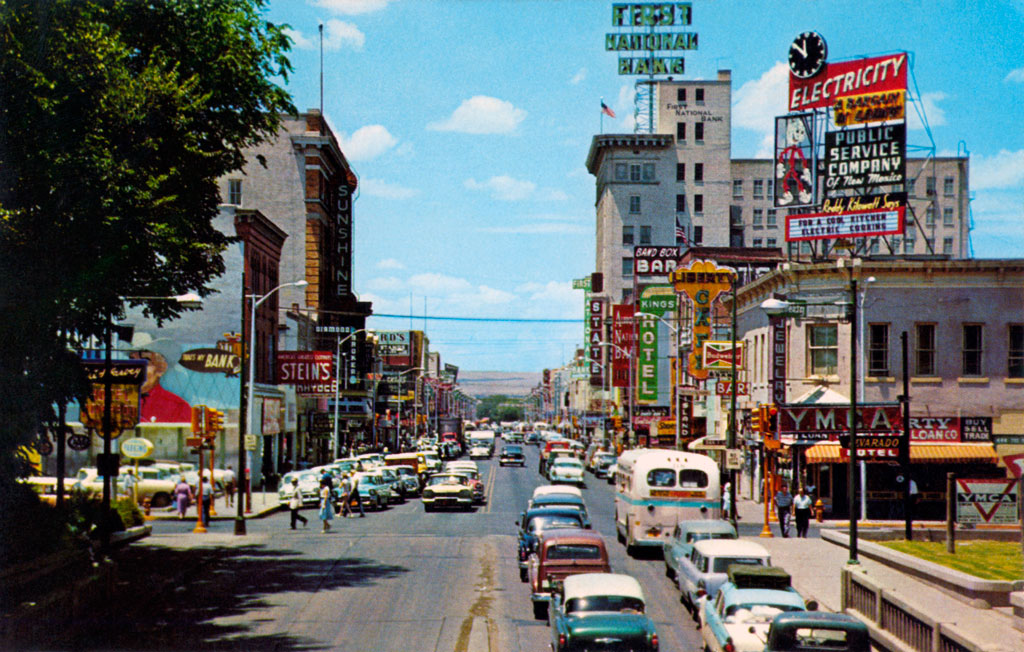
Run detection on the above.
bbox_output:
[789,627,852,648]
[565,596,645,615]
[454,470,479,480]
[503,446,523,454]
[535,495,581,505]
[689,532,735,543]
[725,603,803,624]
[553,459,582,468]
[712,557,766,573]
[546,544,601,560]
[428,475,465,486]
[530,515,582,532]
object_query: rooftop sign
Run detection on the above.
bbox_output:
[606,3,698,76]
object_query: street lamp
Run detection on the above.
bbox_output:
[837,257,860,564]
[238,279,307,536]
[759,296,793,539]
[332,327,371,461]
[391,367,423,451]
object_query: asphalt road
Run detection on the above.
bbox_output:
[68,444,705,651]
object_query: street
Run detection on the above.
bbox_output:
[68,445,705,651]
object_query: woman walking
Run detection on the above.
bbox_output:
[174,476,193,519]
[318,480,334,533]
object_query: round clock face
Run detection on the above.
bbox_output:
[789,31,827,79]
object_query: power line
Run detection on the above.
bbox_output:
[371,313,579,324]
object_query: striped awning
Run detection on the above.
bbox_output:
[804,443,998,465]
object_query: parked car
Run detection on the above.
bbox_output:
[605,462,618,484]
[421,473,474,512]
[499,445,526,466]
[516,507,588,580]
[679,539,771,616]
[701,566,815,652]
[549,573,660,652]
[278,471,321,506]
[592,452,617,478]
[764,611,869,652]
[663,519,738,584]
[527,529,611,620]
[548,457,585,486]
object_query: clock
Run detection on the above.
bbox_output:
[788,31,827,79]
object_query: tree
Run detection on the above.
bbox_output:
[0,0,295,483]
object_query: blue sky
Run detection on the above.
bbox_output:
[265,0,1024,373]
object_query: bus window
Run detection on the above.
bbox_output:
[680,469,708,488]
[647,468,676,487]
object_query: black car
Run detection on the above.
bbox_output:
[499,445,526,466]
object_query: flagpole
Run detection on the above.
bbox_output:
[600,97,604,134]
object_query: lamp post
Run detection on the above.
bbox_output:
[332,327,370,461]
[392,367,423,451]
[238,279,307,536]
[760,296,792,539]
[838,259,861,564]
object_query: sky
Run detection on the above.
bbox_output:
[264,0,1024,374]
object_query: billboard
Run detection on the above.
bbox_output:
[786,193,906,242]
[378,330,411,366]
[588,298,607,387]
[607,3,696,76]
[824,124,905,194]
[956,479,1019,525]
[834,90,904,127]
[670,260,736,380]
[275,351,333,384]
[636,285,676,402]
[789,52,908,113]
[633,246,680,276]
[611,304,635,388]
[774,114,816,208]
[777,403,902,444]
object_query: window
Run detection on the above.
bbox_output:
[904,234,915,253]
[695,122,704,141]
[614,163,628,181]
[926,237,935,251]
[622,257,634,277]
[693,194,703,214]
[694,163,703,182]
[808,325,838,376]
[732,179,743,199]
[622,288,633,303]
[676,194,686,212]
[228,179,242,205]
[630,164,641,182]
[752,237,763,247]
[677,122,686,141]
[868,323,890,376]
[766,209,777,228]
[547,545,601,560]
[943,237,954,254]
[679,469,708,488]
[799,241,812,255]
[642,163,655,181]
[647,468,676,487]
[753,208,763,228]
[730,209,743,227]
[943,207,954,226]
[695,88,705,102]
[906,212,915,226]
[622,225,634,245]
[925,206,935,227]
[892,236,901,251]
[1010,325,1024,378]
[870,238,880,255]
[963,324,983,376]
[926,177,936,196]
[677,88,687,102]
[906,178,916,195]
[766,179,773,199]
[640,225,652,244]
[753,179,764,198]
[629,195,641,214]
[916,323,936,375]
[693,226,703,245]
[676,163,686,182]
[766,237,776,248]
[944,176,955,196]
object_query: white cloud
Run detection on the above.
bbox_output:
[339,125,397,161]
[1006,67,1024,83]
[570,68,587,85]
[283,28,314,50]
[361,178,418,199]
[907,92,948,131]
[376,258,405,270]
[478,223,589,235]
[732,62,789,157]
[408,273,473,295]
[323,19,365,51]
[971,150,1024,190]
[312,0,389,15]
[365,276,404,292]
[465,175,536,201]
[427,96,526,134]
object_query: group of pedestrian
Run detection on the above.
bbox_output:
[287,470,366,534]
[774,483,814,538]
[172,472,215,526]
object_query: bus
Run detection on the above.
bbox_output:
[613,448,721,555]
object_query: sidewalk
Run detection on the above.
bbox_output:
[735,497,1022,651]
[147,491,281,521]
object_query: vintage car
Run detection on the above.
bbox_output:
[468,444,491,459]
[445,464,485,503]
[499,444,526,466]
[548,458,585,486]
[350,471,391,511]
[278,470,322,506]
[517,506,588,581]
[663,519,738,585]
[527,493,590,527]
[528,530,611,620]
[73,466,178,507]
[549,573,659,652]
[421,472,474,511]
[605,462,617,484]
[532,484,583,501]
[377,467,408,503]
[679,539,771,616]
[384,452,427,476]
[388,464,421,497]
[702,566,815,652]
[592,452,618,478]
[764,612,869,652]
[356,452,385,469]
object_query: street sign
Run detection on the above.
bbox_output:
[120,437,154,459]
[726,449,744,470]
[186,437,203,448]
[956,479,1019,525]
[244,434,258,451]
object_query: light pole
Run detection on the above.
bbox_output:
[239,279,306,536]
[391,367,422,451]
[837,257,862,564]
[332,327,370,461]
[760,296,793,539]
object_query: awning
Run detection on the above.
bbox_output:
[804,443,999,465]
[688,436,726,451]
[789,386,850,404]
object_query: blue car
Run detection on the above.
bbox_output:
[515,506,586,582]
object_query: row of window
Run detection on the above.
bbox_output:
[676,121,706,142]
[676,88,705,103]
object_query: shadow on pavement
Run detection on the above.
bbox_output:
[59,543,409,651]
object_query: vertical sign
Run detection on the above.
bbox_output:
[670,260,736,380]
[636,285,677,403]
[611,304,635,388]
[336,184,352,298]
[774,113,816,208]
[588,298,606,387]
[771,316,787,405]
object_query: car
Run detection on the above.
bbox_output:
[679,539,771,616]
[592,452,617,478]
[73,466,178,508]
[764,612,870,652]
[377,467,407,503]
[446,466,485,503]
[278,471,321,506]
[532,484,583,501]
[527,493,590,527]
[421,473,474,512]
[468,444,491,459]
[663,519,738,585]
[389,464,421,497]
[350,472,391,511]
[525,432,540,445]
[516,507,588,581]
[605,462,618,484]
[498,444,525,466]
[548,458,585,486]
[549,573,660,652]
[527,529,611,620]
[505,432,524,444]
[701,566,816,652]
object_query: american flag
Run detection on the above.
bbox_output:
[675,216,688,245]
[601,101,616,119]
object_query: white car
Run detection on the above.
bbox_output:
[278,471,321,506]
[548,458,585,486]
[532,484,583,501]
[469,445,491,459]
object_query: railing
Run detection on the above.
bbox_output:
[879,597,931,652]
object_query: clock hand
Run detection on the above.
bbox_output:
[791,40,808,58]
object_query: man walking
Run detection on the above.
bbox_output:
[774,483,793,537]
[288,477,308,529]
[793,486,813,538]
[347,472,365,517]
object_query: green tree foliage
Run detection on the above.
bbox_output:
[0,0,295,483]
[476,395,525,423]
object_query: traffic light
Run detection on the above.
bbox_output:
[612,415,622,429]
[191,405,205,434]
[205,408,224,435]
[763,404,781,450]
[750,407,764,435]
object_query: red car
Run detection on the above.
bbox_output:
[527,528,611,620]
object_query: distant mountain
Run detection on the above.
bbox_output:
[457,370,541,397]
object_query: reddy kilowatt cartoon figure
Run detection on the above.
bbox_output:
[776,115,814,205]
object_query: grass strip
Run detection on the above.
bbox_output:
[880,540,1023,581]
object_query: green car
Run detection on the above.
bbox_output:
[549,572,659,652]
[765,612,869,652]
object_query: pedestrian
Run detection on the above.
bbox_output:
[174,476,193,519]
[349,473,365,517]
[722,481,732,520]
[319,481,334,532]
[774,483,794,537]
[339,473,353,517]
[288,477,308,529]
[122,468,138,505]
[794,486,813,538]
[224,465,236,508]
[200,472,215,527]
